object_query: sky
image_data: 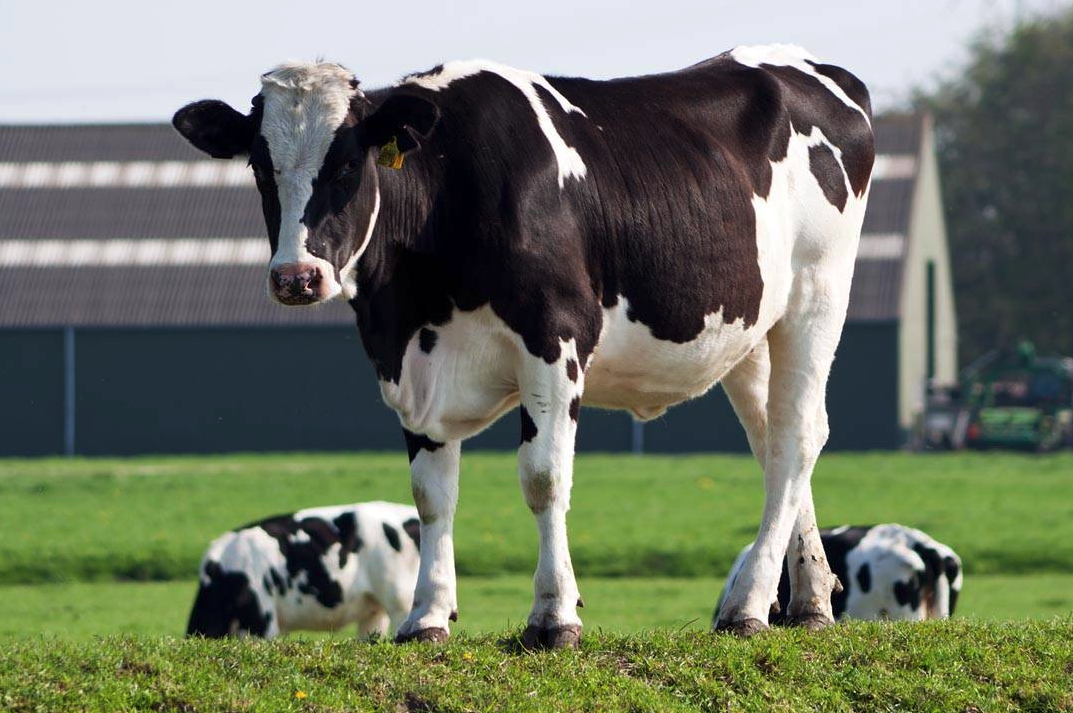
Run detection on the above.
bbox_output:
[0,0,1067,123]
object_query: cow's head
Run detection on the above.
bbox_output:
[173,62,439,305]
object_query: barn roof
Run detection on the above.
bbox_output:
[0,114,924,328]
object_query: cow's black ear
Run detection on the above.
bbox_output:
[172,99,257,159]
[362,94,440,154]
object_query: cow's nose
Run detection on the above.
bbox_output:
[270,263,323,303]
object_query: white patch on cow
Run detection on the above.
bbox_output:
[729,44,871,124]
[193,501,420,639]
[401,59,587,188]
[380,306,523,443]
[585,300,761,421]
[259,62,360,298]
[339,185,381,301]
[845,524,962,621]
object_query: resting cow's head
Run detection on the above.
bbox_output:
[172,62,439,305]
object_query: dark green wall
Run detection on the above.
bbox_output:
[0,329,65,456]
[0,322,899,456]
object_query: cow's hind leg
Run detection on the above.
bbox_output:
[516,351,585,650]
[715,291,846,636]
[395,433,461,644]
[719,339,839,630]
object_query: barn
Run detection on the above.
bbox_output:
[0,113,955,455]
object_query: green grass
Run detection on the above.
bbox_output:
[3,621,1072,712]
[2,574,1070,641]
[2,452,1072,584]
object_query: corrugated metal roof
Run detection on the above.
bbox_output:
[0,124,207,163]
[0,187,262,239]
[0,265,352,328]
[0,113,925,328]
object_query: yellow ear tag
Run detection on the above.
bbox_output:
[377,136,404,170]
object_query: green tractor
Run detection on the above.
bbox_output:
[963,342,1073,452]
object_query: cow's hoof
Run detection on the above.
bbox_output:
[714,617,769,638]
[394,627,449,644]
[787,613,835,631]
[521,623,582,650]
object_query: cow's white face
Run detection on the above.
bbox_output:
[173,62,439,305]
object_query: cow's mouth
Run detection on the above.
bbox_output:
[269,263,339,306]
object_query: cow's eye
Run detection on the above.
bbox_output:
[335,159,362,182]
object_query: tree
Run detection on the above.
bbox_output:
[917,8,1073,366]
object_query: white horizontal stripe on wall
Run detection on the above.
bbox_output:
[0,160,253,188]
[0,238,268,266]
[2,235,904,266]
[857,233,906,260]
[870,154,917,181]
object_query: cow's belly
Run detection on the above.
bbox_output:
[583,298,767,419]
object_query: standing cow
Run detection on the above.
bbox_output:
[717,525,963,623]
[173,44,874,647]
[187,502,421,639]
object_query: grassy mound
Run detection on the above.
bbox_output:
[3,620,1072,712]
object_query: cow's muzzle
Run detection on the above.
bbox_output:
[270,263,328,305]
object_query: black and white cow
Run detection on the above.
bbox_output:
[187,502,421,639]
[717,524,963,623]
[173,44,874,647]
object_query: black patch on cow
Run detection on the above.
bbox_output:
[806,61,873,117]
[856,563,872,593]
[568,396,580,422]
[808,143,848,211]
[252,515,346,610]
[944,556,961,615]
[912,542,944,614]
[565,359,578,382]
[519,406,539,443]
[419,328,438,354]
[332,512,363,568]
[403,429,444,463]
[893,576,922,610]
[758,63,873,196]
[820,526,871,618]
[402,517,421,549]
[382,523,402,552]
[268,568,287,595]
[186,561,271,638]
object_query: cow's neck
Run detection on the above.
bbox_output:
[348,156,451,384]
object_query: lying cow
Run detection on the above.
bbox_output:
[187,502,422,639]
[716,524,963,623]
[174,44,875,646]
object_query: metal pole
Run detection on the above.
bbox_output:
[631,418,644,455]
[63,326,75,457]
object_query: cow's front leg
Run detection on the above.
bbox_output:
[395,431,461,644]
[517,355,584,650]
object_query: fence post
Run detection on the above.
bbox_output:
[63,326,75,457]
[631,418,644,455]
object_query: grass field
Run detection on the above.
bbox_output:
[3,574,1072,640]
[2,452,1072,584]
[2,451,1071,710]
[3,622,1072,712]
